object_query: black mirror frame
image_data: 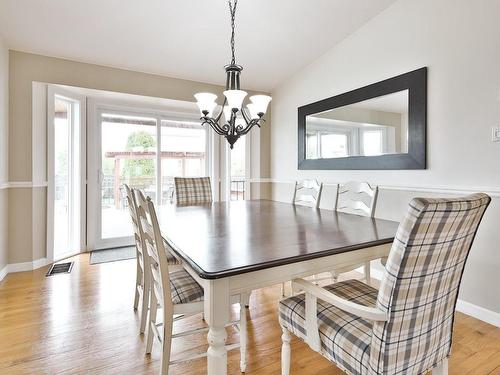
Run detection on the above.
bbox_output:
[298,67,427,170]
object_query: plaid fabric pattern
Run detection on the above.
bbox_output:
[169,269,204,304]
[279,194,490,375]
[163,238,182,266]
[279,280,378,375]
[370,193,491,375]
[174,177,212,205]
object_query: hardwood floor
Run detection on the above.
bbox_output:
[0,254,499,374]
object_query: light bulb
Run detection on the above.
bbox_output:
[223,90,247,111]
[249,95,272,115]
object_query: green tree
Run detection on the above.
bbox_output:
[122,131,156,183]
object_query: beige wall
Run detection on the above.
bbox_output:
[0,36,8,272]
[8,51,271,264]
[270,0,500,316]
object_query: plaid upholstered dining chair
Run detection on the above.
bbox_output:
[279,193,491,375]
[174,177,213,205]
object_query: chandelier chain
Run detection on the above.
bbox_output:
[228,0,238,65]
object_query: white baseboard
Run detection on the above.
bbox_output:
[7,260,37,273]
[455,300,500,328]
[0,258,51,281]
[367,266,500,327]
[0,265,8,281]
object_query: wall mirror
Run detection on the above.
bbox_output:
[298,68,427,170]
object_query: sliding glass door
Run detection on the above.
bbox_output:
[88,106,210,250]
[100,113,157,243]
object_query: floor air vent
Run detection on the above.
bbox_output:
[46,262,74,276]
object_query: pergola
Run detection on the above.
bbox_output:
[104,150,205,208]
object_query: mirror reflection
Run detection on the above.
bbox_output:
[305,90,409,159]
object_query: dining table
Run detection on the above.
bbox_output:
[159,199,400,375]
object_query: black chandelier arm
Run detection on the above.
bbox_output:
[201,118,226,136]
[240,106,252,125]
[215,97,228,123]
[235,120,259,136]
[222,123,231,133]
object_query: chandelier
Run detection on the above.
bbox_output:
[194,0,272,149]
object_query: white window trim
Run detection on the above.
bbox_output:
[46,85,87,262]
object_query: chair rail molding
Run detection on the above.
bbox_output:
[0,181,49,189]
[255,179,500,198]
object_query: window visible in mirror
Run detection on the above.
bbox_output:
[306,131,349,159]
[306,133,318,159]
[305,90,409,159]
[321,133,348,158]
[362,130,383,156]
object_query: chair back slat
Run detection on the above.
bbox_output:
[335,181,378,217]
[124,184,146,267]
[370,193,491,374]
[135,189,174,311]
[292,179,323,208]
[174,177,213,205]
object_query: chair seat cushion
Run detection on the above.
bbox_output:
[163,239,182,266]
[170,269,204,304]
[279,279,378,375]
[165,249,182,266]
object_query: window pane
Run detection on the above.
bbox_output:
[54,98,70,255]
[320,133,348,158]
[363,130,383,156]
[306,133,318,159]
[160,120,207,204]
[230,136,246,200]
[101,113,157,239]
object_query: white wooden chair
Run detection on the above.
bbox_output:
[135,192,248,374]
[280,179,324,296]
[124,184,151,334]
[279,193,491,375]
[331,181,378,285]
[124,185,183,335]
[292,179,323,208]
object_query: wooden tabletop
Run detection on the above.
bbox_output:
[159,200,400,279]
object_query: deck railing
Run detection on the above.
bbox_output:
[230,177,246,201]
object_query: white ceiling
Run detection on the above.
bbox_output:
[0,0,396,92]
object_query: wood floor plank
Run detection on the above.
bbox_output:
[0,253,499,374]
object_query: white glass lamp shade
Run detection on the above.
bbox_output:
[249,95,272,115]
[223,90,247,111]
[246,103,260,119]
[223,106,232,122]
[194,93,218,117]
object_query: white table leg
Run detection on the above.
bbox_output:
[240,300,247,372]
[205,278,230,375]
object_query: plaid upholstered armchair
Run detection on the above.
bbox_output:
[279,194,490,375]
